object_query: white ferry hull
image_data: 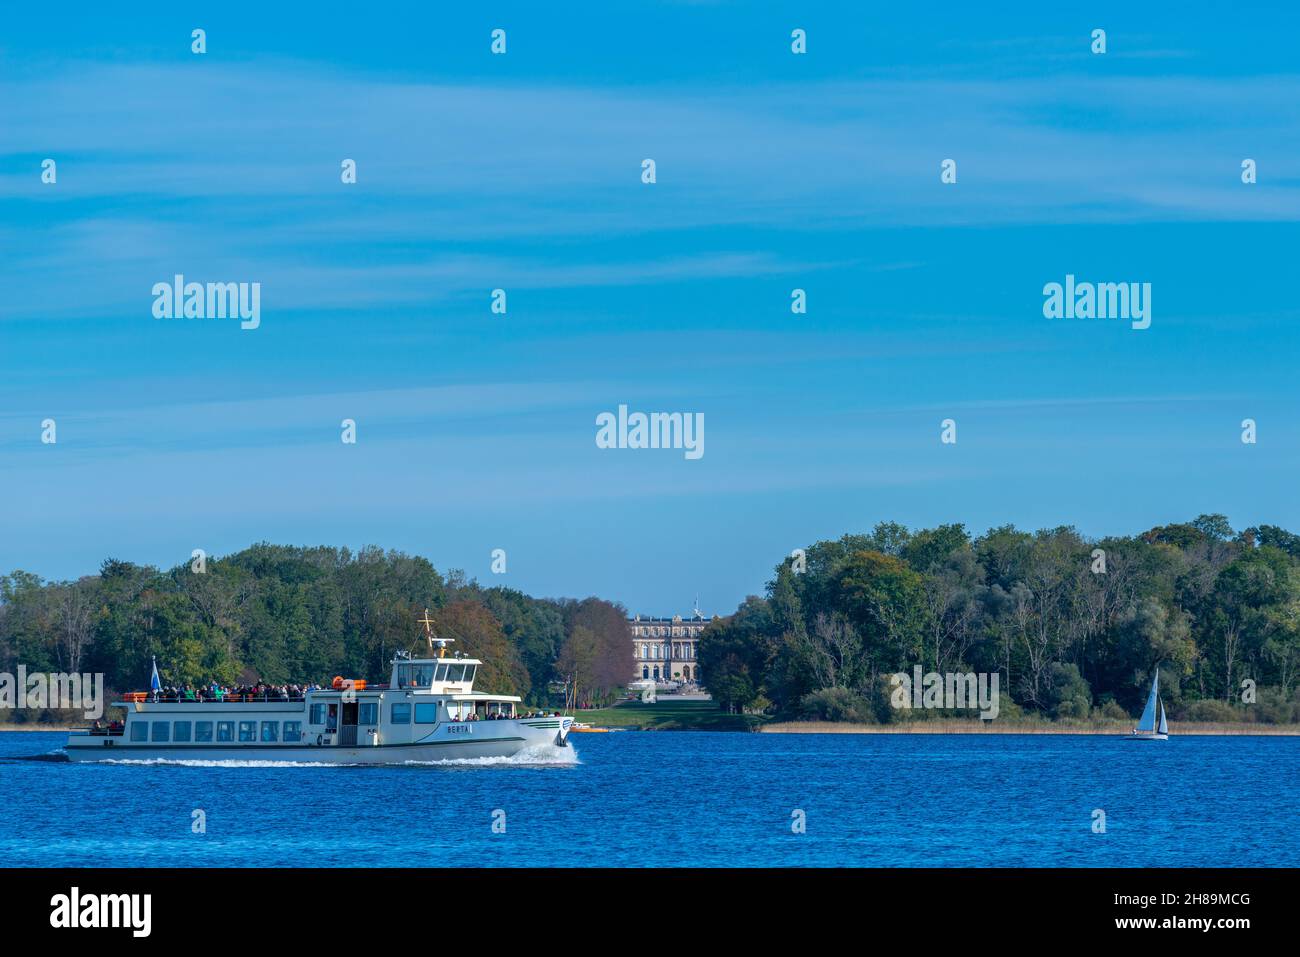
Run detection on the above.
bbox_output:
[65,719,572,764]
[76,644,570,764]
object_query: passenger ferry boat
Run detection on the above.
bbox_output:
[65,614,573,763]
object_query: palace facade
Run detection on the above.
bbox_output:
[628,611,715,685]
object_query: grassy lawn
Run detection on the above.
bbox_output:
[577,698,763,731]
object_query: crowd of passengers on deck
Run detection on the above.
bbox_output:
[449,709,562,722]
[146,682,320,703]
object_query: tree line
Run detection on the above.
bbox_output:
[0,544,633,722]
[697,516,1300,724]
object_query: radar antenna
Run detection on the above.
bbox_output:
[417,607,454,658]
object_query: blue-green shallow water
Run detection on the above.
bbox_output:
[1,731,1296,867]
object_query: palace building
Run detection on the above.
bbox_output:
[628,607,716,686]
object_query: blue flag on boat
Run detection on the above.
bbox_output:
[150,656,161,692]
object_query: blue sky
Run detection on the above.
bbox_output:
[3,2,1300,614]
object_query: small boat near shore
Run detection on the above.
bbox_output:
[570,723,613,733]
[1127,667,1169,741]
[64,613,572,763]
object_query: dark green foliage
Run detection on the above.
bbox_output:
[1,544,620,713]
[700,517,1300,722]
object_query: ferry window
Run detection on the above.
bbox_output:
[445,664,465,683]
[414,703,438,723]
[130,722,147,742]
[413,664,433,686]
[391,703,411,724]
[173,721,192,742]
[217,721,234,742]
[152,721,170,742]
[434,664,448,681]
[358,703,378,724]
[261,721,279,742]
[464,666,476,684]
[195,721,214,742]
[309,703,327,725]
[238,721,256,743]
[396,665,413,688]
[283,721,302,742]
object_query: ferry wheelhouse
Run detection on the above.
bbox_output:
[65,624,572,764]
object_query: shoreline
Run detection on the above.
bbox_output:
[760,720,1300,735]
[0,724,74,732]
[4,721,1299,736]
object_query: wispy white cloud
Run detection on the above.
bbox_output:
[6,59,1299,325]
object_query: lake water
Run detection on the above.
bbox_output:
[1,731,1296,867]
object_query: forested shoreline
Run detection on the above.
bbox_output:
[0,544,633,723]
[697,516,1300,725]
[4,513,1300,728]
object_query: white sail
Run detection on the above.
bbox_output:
[1137,668,1159,733]
[1158,700,1168,735]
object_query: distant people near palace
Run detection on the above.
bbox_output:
[628,606,715,690]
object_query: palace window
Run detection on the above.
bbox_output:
[642,666,649,679]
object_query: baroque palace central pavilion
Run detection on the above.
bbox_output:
[628,606,716,686]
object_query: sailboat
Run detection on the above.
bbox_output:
[1128,667,1169,741]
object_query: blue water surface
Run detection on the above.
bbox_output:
[1,731,1295,867]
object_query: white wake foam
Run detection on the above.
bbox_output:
[402,742,581,767]
[81,742,580,769]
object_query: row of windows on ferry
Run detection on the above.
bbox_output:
[395,662,477,687]
[130,719,307,743]
[129,701,489,743]
[638,643,696,660]
[307,701,495,723]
